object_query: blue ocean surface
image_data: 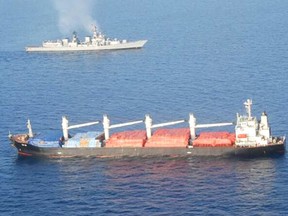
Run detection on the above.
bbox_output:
[1,0,288,215]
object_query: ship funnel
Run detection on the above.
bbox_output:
[259,112,270,138]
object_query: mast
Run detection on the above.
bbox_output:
[27,119,33,138]
[92,25,97,38]
[62,116,69,141]
[244,99,252,119]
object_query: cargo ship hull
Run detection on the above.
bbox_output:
[26,40,147,52]
[11,137,285,158]
[9,100,286,159]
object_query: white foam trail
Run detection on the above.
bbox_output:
[52,0,98,35]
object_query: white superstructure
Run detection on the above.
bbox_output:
[26,26,147,52]
[235,99,272,146]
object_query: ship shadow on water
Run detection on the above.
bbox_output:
[15,154,58,165]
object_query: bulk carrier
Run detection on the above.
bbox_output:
[25,26,147,52]
[9,99,286,158]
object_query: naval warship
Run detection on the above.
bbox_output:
[26,26,147,52]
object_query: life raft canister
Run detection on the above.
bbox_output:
[238,134,247,138]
